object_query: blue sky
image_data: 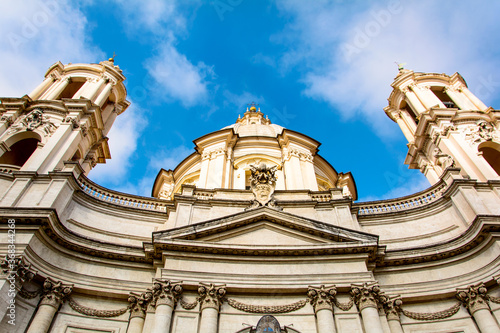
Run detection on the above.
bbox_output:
[1,0,500,201]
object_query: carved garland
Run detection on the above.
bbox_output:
[18,288,41,299]
[226,298,307,314]
[333,297,354,311]
[401,302,461,321]
[488,295,500,304]
[180,298,199,310]
[68,297,129,318]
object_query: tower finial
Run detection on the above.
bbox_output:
[109,52,116,63]
[247,102,259,112]
[395,61,406,71]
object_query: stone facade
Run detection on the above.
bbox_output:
[0,62,500,332]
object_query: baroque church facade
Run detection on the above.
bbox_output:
[0,59,500,333]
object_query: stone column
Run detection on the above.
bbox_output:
[72,78,92,99]
[307,285,337,333]
[26,278,73,333]
[45,77,71,99]
[142,303,156,333]
[395,112,414,142]
[382,296,404,333]
[351,282,385,333]
[459,86,488,111]
[29,75,55,100]
[83,77,106,101]
[94,80,114,106]
[127,290,152,333]
[457,283,500,333]
[402,87,426,114]
[198,283,226,333]
[151,279,183,333]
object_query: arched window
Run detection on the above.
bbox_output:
[0,138,40,167]
[479,142,500,176]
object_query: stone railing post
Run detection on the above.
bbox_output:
[457,283,500,333]
[351,282,385,333]
[198,283,226,333]
[308,285,337,333]
[381,295,404,333]
[26,278,73,333]
[151,279,183,333]
[127,290,152,333]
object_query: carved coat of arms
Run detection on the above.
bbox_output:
[247,163,280,210]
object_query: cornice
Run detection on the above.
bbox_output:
[376,215,500,268]
[0,208,150,264]
[150,207,380,261]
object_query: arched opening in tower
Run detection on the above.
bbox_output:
[479,145,500,176]
[0,138,40,167]
[431,86,457,109]
[400,100,418,125]
[57,79,85,99]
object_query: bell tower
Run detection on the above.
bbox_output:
[0,59,130,175]
[385,68,500,184]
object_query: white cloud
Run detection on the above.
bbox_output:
[149,146,193,172]
[89,104,147,184]
[111,0,192,37]
[109,0,211,108]
[145,42,214,107]
[0,0,103,96]
[274,1,500,136]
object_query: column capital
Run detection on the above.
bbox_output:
[351,282,384,311]
[152,279,183,308]
[198,283,226,311]
[307,285,336,313]
[128,290,153,319]
[456,283,490,315]
[1,255,37,284]
[382,295,403,321]
[40,277,73,308]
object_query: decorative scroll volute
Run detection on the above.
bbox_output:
[382,295,403,321]
[198,283,226,311]
[351,282,383,311]
[128,290,153,319]
[152,279,183,308]
[456,283,490,315]
[40,277,73,308]
[307,285,337,313]
[1,255,37,284]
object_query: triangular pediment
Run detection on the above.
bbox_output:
[150,207,379,259]
[154,207,377,244]
[198,221,329,246]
